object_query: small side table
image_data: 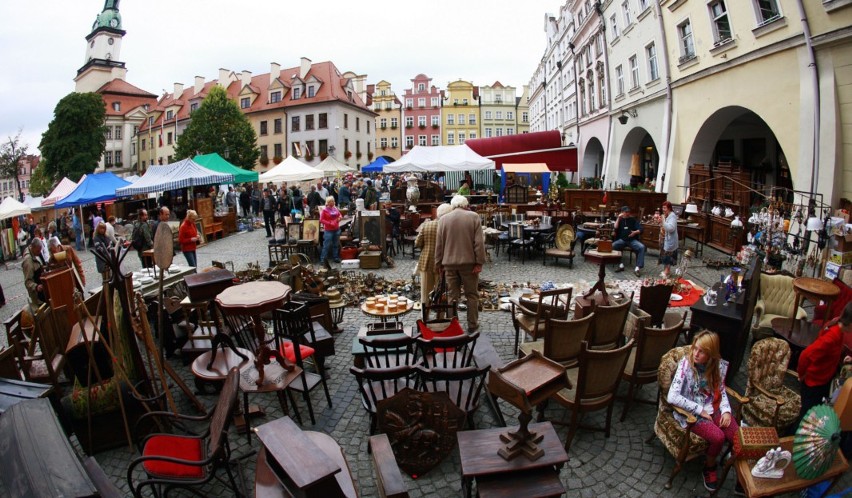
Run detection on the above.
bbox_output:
[582,249,623,306]
[770,317,820,370]
[793,277,840,319]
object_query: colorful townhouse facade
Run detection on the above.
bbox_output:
[441,80,480,147]
[368,80,403,161]
[402,74,443,151]
[479,82,519,139]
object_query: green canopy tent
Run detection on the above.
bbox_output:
[193,153,259,184]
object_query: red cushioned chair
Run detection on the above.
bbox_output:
[127,367,244,498]
[813,278,852,328]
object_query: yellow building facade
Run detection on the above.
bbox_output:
[441,80,480,146]
[370,80,402,160]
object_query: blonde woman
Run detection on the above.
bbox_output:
[178,210,200,267]
[319,197,341,264]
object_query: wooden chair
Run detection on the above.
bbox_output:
[619,312,686,422]
[545,340,634,453]
[127,368,244,498]
[6,305,67,391]
[639,283,674,328]
[741,338,801,431]
[273,302,333,425]
[416,330,479,369]
[586,293,633,350]
[0,345,22,380]
[650,346,749,489]
[369,434,410,498]
[518,313,594,369]
[511,287,572,354]
[359,334,420,369]
[399,217,419,258]
[417,365,490,429]
[350,365,418,434]
[508,223,534,263]
[492,214,510,256]
[385,219,398,257]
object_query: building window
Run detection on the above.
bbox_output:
[406,136,414,148]
[307,86,315,97]
[470,132,477,140]
[622,1,632,25]
[270,91,282,103]
[292,142,302,157]
[141,139,146,151]
[292,87,301,100]
[112,102,120,111]
[495,128,503,137]
[114,151,122,165]
[105,127,112,140]
[167,132,173,145]
[754,0,781,25]
[319,139,328,154]
[458,114,466,125]
[458,132,466,144]
[306,114,315,130]
[595,34,603,56]
[431,115,440,126]
[418,83,425,91]
[104,151,113,167]
[274,118,282,133]
[260,121,268,135]
[522,112,528,123]
[240,97,250,109]
[291,116,300,132]
[114,126,122,140]
[462,98,469,105]
[380,118,387,129]
[495,111,503,120]
[274,143,282,157]
[599,72,607,108]
[638,0,650,11]
[418,97,426,107]
[709,1,732,44]
[647,43,659,81]
[166,110,173,120]
[319,113,327,129]
[391,137,398,148]
[356,117,360,132]
[679,20,695,61]
[629,56,639,89]
[380,137,388,148]
[506,128,513,136]
[588,78,595,110]
[390,117,398,128]
[610,14,620,39]
[405,98,413,108]
[343,114,349,129]
[131,142,136,155]
[418,116,426,126]
[385,102,392,110]
[507,111,514,120]
[447,133,455,145]
[431,97,439,106]
[431,135,440,146]
[405,116,414,127]
[419,135,427,146]
[485,111,492,119]
[260,145,268,158]
[190,102,198,113]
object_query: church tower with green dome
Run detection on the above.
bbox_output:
[75,0,128,92]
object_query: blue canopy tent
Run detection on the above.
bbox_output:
[362,156,388,173]
[499,163,551,203]
[55,172,131,208]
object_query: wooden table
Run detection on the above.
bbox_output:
[771,317,820,371]
[361,299,414,323]
[581,249,623,306]
[731,436,848,497]
[457,422,568,498]
[238,360,302,443]
[793,277,840,316]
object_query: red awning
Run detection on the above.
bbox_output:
[466,130,577,172]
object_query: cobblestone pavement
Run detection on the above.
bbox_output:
[1,226,849,497]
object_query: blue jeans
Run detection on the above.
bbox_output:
[183,251,197,268]
[321,229,340,263]
[612,238,646,268]
[75,229,84,250]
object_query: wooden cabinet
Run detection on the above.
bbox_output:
[707,215,746,254]
[641,222,661,251]
[688,164,712,205]
[563,190,666,216]
[713,162,751,214]
[195,197,214,226]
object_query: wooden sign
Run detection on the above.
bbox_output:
[153,222,174,269]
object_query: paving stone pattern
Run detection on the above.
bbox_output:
[0,227,848,497]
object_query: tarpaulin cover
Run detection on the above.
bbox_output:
[466,130,577,171]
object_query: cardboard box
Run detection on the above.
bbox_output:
[834,234,852,253]
[829,249,852,266]
[826,262,841,280]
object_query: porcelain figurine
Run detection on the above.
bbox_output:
[712,205,722,217]
[751,447,792,479]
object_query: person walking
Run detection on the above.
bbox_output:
[92,221,111,280]
[612,205,646,276]
[239,186,250,217]
[434,195,486,332]
[290,185,304,217]
[262,189,276,237]
[72,210,84,250]
[416,203,453,305]
[667,330,738,492]
[22,238,46,307]
[319,197,341,265]
[179,210,200,268]
[660,201,679,277]
[251,184,262,217]
[307,185,323,216]
[131,209,154,268]
[798,302,852,422]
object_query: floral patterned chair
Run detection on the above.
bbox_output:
[649,345,749,489]
[741,338,801,431]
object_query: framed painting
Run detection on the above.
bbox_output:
[195,219,207,246]
[302,219,320,243]
[288,223,302,241]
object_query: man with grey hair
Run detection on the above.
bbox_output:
[47,236,86,286]
[22,238,46,306]
[435,194,485,332]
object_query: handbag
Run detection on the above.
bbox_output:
[429,273,447,307]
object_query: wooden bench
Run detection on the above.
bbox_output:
[472,333,507,426]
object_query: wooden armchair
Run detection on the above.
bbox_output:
[650,346,749,489]
[511,287,572,354]
[369,434,410,498]
[518,313,594,369]
[752,273,806,342]
[741,338,801,431]
[5,305,67,391]
[416,330,478,369]
[586,293,633,350]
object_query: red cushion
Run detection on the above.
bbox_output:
[279,341,315,363]
[417,317,465,340]
[142,435,205,478]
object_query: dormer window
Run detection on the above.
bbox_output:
[293,88,301,100]
[190,102,199,113]
[148,116,154,126]
[112,102,120,111]
[307,86,315,98]
[240,97,250,109]
[166,110,173,120]
[270,91,282,103]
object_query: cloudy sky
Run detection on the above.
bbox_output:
[0,0,559,154]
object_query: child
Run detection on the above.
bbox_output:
[667,330,738,492]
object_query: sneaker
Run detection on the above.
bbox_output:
[634,267,641,277]
[703,466,719,492]
[615,264,625,272]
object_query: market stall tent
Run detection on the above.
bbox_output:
[259,156,323,183]
[315,155,356,174]
[41,177,80,208]
[362,156,388,173]
[193,153,259,184]
[384,145,495,173]
[0,196,31,220]
[55,172,131,208]
[115,158,234,196]
[22,195,45,211]
[501,163,552,195]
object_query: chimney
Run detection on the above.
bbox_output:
[173,82,184,99]
[194,76,205,95]
[300,57,312,79]
[353,74,367,102]
[241,70,252,87]
[270,62,280,83]
[218,68,231,87]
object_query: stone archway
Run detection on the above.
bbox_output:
[582,137,605,180]
[616,127,659,188]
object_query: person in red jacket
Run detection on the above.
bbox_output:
[798,301,852,420]
[319,197,341,265]
[178,210,200,268]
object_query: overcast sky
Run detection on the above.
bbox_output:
[0,0,559,155]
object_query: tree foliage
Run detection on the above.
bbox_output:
[39,92,106,182]
[174,86,260,170]
[0,130,28,201]
[28,161,54,197]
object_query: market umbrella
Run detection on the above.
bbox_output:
[793,404,842,479]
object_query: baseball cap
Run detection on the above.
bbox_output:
[621,206,631,212]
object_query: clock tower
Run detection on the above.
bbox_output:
[75,0,128,92]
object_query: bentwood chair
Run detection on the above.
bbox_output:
[511,287,572,354]
[417,365,490,429]
[350,365,419,434]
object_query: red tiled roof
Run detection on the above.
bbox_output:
[97,79,157,98]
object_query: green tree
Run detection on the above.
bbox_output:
[28,161,54,197]
[174,86,259,169]
[39,92,106,182]
[0,130,29,201]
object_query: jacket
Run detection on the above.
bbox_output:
[798,324,843,387]
[22,253,45,306]
[319,206,340,231]
[662,212,679,252]
[134,220,153,252]
[434,208,485,270]
[667,357,731,428]
[178,219,198,253]
[415,219,438,274]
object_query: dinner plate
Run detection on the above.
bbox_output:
[499,297,512,304]
[670,294,684,302]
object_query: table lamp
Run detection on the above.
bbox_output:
[685,203,699,215]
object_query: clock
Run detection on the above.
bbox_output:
[109,18,118,28]
[108,38,114,45]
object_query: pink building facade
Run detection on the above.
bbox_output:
[402,74,442,151]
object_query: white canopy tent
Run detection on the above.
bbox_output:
[0,197,31,220]
[259,156,324,183]
[115,158,234,196]
[384,145,495,173]
[41,177,81,208]
[22,195,45,210]
[315,156,355,174]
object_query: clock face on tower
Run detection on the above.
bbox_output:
[108,38,114,45]
[109,18,119,28]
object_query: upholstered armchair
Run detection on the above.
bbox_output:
[741,338,801,431]
[752,273,806,342]
[650,346,749,489]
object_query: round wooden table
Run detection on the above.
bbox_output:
[770,317,819,370]
[361,299,414,323]
[793,277,840,322]
[582,249,624,305]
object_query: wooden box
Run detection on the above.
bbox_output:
[184,269,236,302]
[597,240,613,253]
[733,426,779,459]
[360,251,382,269]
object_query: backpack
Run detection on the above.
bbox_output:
[131,223,145,250]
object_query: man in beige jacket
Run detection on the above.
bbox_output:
[415,203,453,305]
[435,195,485,332]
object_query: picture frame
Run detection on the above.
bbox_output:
[359,210,386,257]
[195,219,207,246]
[302,219,320,243]
[288,223,302,241]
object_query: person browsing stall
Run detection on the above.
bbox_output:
[612,205,646,276]
[660,201,679,277]
[178,210,200,268]
[319,197,341,265]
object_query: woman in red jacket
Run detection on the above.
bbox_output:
[798,301,852,419]
[319,197,341,265]
[178,210,200,267]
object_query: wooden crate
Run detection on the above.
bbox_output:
[359,251,382,269]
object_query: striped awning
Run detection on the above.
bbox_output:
[115,158,234,196]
